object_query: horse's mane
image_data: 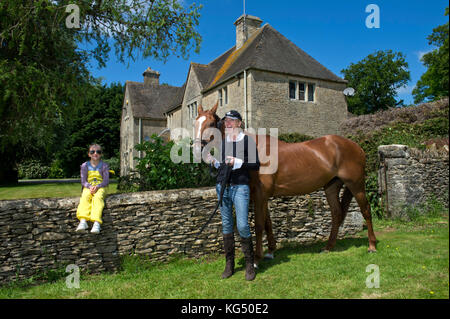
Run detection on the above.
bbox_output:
[214,114,224,138]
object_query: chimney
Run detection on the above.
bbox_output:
[143,67,160,85]
[234,14,262,50]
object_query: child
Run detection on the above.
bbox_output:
[76,144,110,234]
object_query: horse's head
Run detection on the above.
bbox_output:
[193,101,221,155]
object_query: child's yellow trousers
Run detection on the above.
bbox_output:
[76,187,106,224]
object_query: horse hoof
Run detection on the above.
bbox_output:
[368,249,377,253]
[320,249,330,254]
[264,253,274,260]
[253,263,259,269]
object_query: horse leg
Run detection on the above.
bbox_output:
[323,178,344,252]
[253,194,266,266]
[339,186,354,226]
[345,181,377,252]
[264,202,276,259]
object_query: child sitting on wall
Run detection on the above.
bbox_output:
[75,144,109,234]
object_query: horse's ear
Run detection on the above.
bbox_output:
[198,104,204,114]
[210,101,218,114]
[217,116,224,131]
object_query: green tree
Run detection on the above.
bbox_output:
[413,7,449,103]
[58,81,124,177]
[341,50,411,115]
[118,136,214,192]
[0,0,91,183]
[0,0,202,183]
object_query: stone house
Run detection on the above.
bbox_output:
[120,68,184,175]
[121,14,349,175]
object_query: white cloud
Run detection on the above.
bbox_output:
[396,84,413,95]
[416,50,432,62]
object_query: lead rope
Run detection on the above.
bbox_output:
[183,164,232,255]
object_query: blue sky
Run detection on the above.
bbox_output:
[87,0,448,105]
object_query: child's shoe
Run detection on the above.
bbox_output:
[91,221,101,234]
[76,219,88,232]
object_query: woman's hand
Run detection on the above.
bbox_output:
[225,156,235,167]
[206,153,215,165]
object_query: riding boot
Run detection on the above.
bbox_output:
[222,233,235,279]
[240,236,256,281]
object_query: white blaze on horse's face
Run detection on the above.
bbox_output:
[193,115,206,156]
[195,116,206,141]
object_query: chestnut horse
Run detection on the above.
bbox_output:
[194,103,377,265]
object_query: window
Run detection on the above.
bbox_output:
[288,80,316,102]
[298,82,305,101]
[308,83,315,102]
[224,86,228,105]
[188,101,198,119]
[218,87,228,106]
[289,81,296,99]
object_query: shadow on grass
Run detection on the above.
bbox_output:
[235,236,373,274]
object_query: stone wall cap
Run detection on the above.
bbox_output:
[378,144,409,158]
[105,187,216,207]
[0,187,216,211]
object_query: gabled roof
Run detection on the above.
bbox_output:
[126,81,184,119]
[126,21,346,119]
[190,46,236,90]
[193,24,346,94]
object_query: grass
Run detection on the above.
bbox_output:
[0,183,118,200]
[0,213,448,299]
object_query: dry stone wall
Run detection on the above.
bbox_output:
[0,187,364,285]
[378,145,449,218]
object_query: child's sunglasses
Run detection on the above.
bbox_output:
[89,150,102,155]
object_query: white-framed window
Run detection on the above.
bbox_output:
[188,101,198,119]
[288,80,315,102]
[298,82,306,101]
[223,86,228,105]
[289,81,296,99]
[218,86,228,106]
[307,83,315,102]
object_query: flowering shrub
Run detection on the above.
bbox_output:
[118,135,214,192]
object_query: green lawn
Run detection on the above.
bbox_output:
[0,215,448,299]
[0,182,118,200]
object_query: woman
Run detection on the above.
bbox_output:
[208,110,260,281]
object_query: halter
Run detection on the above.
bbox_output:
[193,116,224,150]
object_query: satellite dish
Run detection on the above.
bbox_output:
[343,87,355,96]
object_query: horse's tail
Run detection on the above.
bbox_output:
[339,186,353,225]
